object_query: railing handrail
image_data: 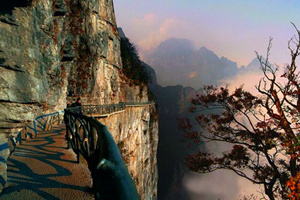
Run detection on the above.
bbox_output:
[64,105,140,199]
[66,101,154,117]
[34,110,64,119]
[10,111,64,154]
[82,101,154,106]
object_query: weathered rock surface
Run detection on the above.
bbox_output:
[0,0,124,136]
[98,105,158,200]
[0,0,158,198]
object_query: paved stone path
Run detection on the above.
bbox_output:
[0,125,94,200]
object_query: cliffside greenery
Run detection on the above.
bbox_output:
[120,37,151,85]
[179,24,300,200]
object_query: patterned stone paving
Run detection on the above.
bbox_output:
[0,125,94,200]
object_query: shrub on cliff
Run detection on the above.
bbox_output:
[120,37,151,85]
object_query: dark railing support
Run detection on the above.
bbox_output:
[9,111,64,154]
[64,107,140,200]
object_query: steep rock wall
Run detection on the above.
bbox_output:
[98,105,158,200]
[0,0,158,198]
[0,0,123,137]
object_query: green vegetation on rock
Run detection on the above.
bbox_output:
[120,37,151,85]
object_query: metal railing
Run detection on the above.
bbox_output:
[64,105,140,200]
[34,111,64,133]
[9,111,64,153]
[124,101,153,107]
[9,101,152,198]
[82,102,126,116]
[67,101,154,117]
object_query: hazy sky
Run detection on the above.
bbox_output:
[114,0,300,67]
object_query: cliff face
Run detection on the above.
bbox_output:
[0,0,123,137]
[0,0,158,198]
[98,105,158,200]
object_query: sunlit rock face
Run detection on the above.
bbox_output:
[0,0,122,137]
[98,105,158,200]
[0,0,158,198]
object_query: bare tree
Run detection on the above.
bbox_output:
[179,24,300,200]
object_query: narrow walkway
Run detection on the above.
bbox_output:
[0,125,94,200]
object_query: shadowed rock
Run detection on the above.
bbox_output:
[0,0,32,14]
[85,121,140,200]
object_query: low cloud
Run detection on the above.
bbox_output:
[220,72,264,94]
[139,18,177,51]
[183,171,242,200]
[182,71,268,200]
[130,13,187,52]
[143,12,157,24]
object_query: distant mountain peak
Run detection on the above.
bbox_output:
[197,46,219,59]
[145,38,240,88]
[245,57,265,72]
[160,38,193,45]
[199,46,210,52]
[154,38,196,56]
[247,58,261,68]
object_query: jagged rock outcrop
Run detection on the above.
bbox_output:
[0,0,158,198]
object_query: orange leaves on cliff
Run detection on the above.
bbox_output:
[286,173,300,199]
[53,19,59,45]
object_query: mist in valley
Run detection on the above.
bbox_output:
[144,37,267,200]
[120,27,290,200]
[114,1,300,199]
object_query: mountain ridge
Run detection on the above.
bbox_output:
[144,38,263,89]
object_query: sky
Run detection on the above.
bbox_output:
[114,0,300,67]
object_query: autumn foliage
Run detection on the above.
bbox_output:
[179,24,300,200]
